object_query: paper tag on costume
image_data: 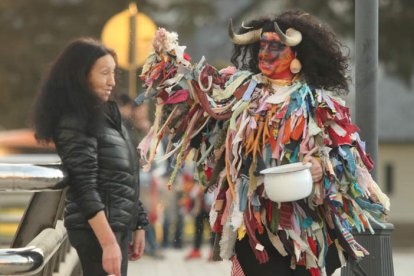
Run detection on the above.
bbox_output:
[255,243,264,251]
[355,250,365,257]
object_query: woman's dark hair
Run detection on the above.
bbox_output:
[32,38,117,142]
[231,10,350,93]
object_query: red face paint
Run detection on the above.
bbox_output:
[258,32,295,80]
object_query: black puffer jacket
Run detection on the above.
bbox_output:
[53,101,148,231]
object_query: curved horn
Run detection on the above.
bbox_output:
[273,22,302,47]
[241,21,254,29]
[228,19,262,45]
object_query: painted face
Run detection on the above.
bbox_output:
[258,32,295,79]
[88,54,116,102]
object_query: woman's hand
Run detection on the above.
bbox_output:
[129,229,146,261]
[102,242,122,276]
[88,211,122,276]
[303,155,323,183]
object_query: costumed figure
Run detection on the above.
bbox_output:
[137,10,390,276]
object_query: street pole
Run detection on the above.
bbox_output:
[128,2,137,98]
[354,0,378,180]
[342,2,394,276]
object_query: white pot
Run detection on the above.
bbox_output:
[260,162,313,202]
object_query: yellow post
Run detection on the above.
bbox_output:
[101,3,157,97]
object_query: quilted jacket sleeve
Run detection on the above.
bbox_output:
[54,117,105,220]
[136,199,149,229]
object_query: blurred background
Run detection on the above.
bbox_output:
[0,0,413,274]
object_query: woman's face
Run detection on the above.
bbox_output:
[88,54,116,102]
[258,32,294,79]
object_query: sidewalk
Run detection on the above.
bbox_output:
[128,246,414,276]
[128,246,231,276]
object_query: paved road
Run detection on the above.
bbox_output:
[128,246,414,276]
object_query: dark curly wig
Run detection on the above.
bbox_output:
[32,38,117,143]
[230,10,350,93]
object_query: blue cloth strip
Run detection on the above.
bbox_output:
[242,79,258,101]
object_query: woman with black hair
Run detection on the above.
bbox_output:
[32,38,148,276]
[138,10,389,276]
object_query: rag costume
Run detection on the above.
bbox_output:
[138,28,389,275]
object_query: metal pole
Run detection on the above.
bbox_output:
[355,0,378,180]
[342,3,394,276]
[128,2,138,98]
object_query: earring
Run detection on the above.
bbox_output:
[290,58,302,74]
